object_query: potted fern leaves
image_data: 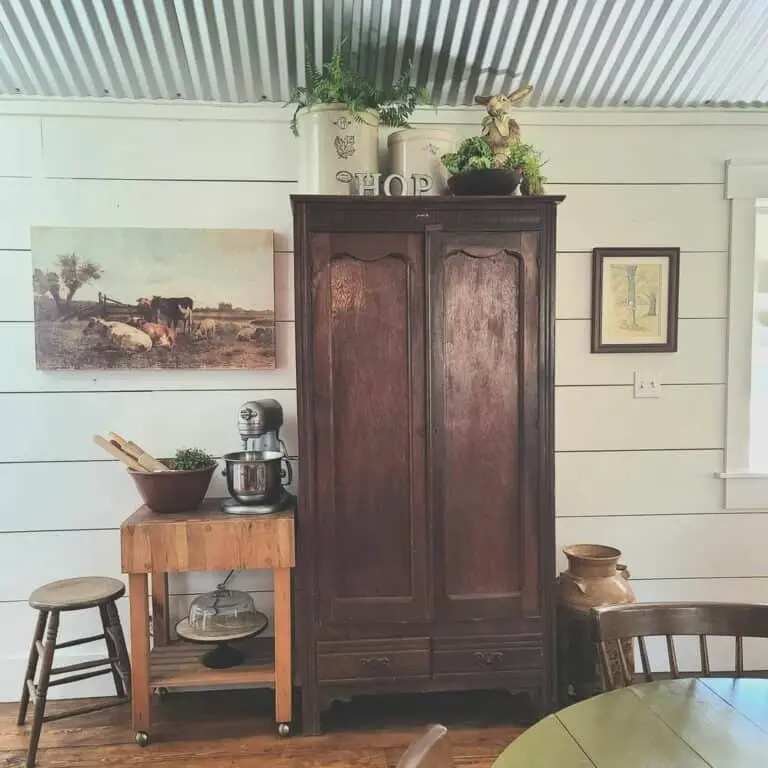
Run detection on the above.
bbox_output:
[288,42,425,194]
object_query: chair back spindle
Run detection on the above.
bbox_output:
[666,635,679,678]
[637,636,652,681]
[699,634,710,674]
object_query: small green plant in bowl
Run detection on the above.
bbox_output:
[166,447,217,471]
[130,447,217,514]
[441,136,547,196]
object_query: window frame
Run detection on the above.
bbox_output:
[721,160,768,509]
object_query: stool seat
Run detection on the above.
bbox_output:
[29,577,125,611]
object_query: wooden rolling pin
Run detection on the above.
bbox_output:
[108,432,167,471]
[93,435,145,471]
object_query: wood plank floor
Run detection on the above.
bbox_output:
[0,689,531,767]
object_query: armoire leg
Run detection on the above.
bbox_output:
[301,687,321,735]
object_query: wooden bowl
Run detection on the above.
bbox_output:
[128,463,216,514]
[447,167,523,196]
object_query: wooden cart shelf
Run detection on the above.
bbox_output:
[120,501,295,742]
[150,640,276,688]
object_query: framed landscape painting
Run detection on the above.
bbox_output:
[31,227,276,371]
[591,247,680,354]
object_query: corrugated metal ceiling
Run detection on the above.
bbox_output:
[1,0,768,107]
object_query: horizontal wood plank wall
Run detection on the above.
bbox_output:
[0,102,766,699]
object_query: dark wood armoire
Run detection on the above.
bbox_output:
[291,194,564,734]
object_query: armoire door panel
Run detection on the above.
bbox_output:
[310,232,428,626]
[428,231,541,621]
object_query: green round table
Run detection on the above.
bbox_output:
[494,678,768,767]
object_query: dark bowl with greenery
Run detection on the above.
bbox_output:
[128,448,217,514]
[448,167,523,196]
[442,136,546,196]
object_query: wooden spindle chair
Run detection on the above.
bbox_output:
[396,724,454,768]
[592,602,768,690]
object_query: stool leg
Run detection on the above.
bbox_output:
[17,610,48,726]
[100,601,130,698]
[26,610,59,768]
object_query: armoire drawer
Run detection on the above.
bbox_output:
[432,637,544,675]
[317,638,430,682]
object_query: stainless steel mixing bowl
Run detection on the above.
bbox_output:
[222,450,293,505]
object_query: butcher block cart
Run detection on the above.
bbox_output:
[120,501,295,744]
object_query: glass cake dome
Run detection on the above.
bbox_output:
[176,573,269,669]
[188,587,265,637]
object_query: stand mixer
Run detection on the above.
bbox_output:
[221,398,296,515]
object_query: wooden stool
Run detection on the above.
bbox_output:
[17,576,131,768]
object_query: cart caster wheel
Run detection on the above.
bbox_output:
[277,723,290,737]
[135,731,150,747]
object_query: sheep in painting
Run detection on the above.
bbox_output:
[237,326,269,343]
[194,318,217,339]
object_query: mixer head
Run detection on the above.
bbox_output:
[238,398,283,439]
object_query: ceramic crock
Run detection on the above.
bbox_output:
[386,127,458,195]
[295,103,380,194]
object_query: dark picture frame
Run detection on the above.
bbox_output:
[591,247,680,354]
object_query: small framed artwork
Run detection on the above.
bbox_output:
[591,247,680,353]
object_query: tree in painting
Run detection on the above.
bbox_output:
[610,263,660,331]
[57,253,103,306]
[32,268,62,313]
[33,253,103,317]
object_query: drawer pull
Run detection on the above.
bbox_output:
[474,651,503,667]
[360,656,392,667]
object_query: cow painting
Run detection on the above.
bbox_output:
[31,226,276,371]
[137,296,193,331]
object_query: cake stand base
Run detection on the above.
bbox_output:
[175,614,268,671]
[201,643,246,669]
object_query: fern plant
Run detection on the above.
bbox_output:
[287,42,427,136]
[506,140,547,195]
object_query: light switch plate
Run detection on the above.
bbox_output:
[634,371,662,398]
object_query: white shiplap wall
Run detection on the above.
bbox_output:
[0,99,765,701]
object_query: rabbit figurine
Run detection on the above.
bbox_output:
[474,84,533,168]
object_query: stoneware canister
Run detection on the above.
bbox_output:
[557,544,636,612]
[386,128,458,195]
[296,104,380,194]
